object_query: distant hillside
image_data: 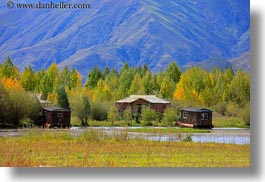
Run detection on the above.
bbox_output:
[0,0,250,78]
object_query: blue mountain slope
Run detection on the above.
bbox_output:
[0,0,250,77]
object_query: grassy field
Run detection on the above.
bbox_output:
[0,129,250,167]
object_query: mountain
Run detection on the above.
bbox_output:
[0,0,250,78]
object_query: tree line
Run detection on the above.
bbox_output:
[0,57,250,127]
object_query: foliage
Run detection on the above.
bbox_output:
[91,100,110,121]
[162,107,178,126]
[165,61,181,83]
[181,134,193,142]
[123,107,133,126]
[0,58,250,128]
[241,103,250,126]
[20,65,37,92]
[107,105,119,125]
[85,67,103,89]
[69,90,91,126]
[56,85,70,109]
[0,57,19,79]
[141,108,159,126]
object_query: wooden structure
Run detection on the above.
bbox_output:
[43,106,71,128]
[116,95,170,116]
[177,108,213,129]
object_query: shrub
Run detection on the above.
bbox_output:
[91,101,110,121]
[225,102,239,117]
[241,103,250,126]
[107,105,118,125]
[162,107,178,126]
[141,108,159,126]
[214,102,227,116]
[123,108,132,126]
[181,134,193,142]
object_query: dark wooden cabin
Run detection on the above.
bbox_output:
[177,108,213,129]
[43,106,71,128]
[116,95,170,116]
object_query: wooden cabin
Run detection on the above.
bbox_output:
[43,106,71,128]
[177,108,213,129]
[116,95,170,116]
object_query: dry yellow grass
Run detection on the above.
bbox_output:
[0,130,250,167]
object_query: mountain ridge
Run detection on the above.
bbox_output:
[0,0,250,78]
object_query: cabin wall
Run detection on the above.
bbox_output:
[180,110,212,126]
[43,109,71,127]
[150,103,170,114]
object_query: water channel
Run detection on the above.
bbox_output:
[0,127,250,145]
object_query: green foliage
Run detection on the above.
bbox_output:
[141,108,159,126]
[0,57,19,79]
[107,105,119,125]
[181,134,193,142]
[91,100,109,121]
[241,103,250,126]
[162,107,177,126]
[123,107,132,126]
[85,67,103,89]
[160,75,175,99]
[165,61,181,83]
[0,82,10,125]
[56,85,70,109]
[70,91,91,126]
[20,65,37,92]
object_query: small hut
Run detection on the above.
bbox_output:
[43,106,71,128]
[177,108,213,129]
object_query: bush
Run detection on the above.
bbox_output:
[241,103,250,126]
[107,105,118,125]
[91,101,109,121]
[20,118,33,128]
[162,107,178,126]
[214,102,227,116]
[141,108,159,126]
[181,134,193,142]
[225,102,239,117]
[123,108,132,126]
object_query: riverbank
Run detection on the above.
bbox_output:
[0,129,250,167]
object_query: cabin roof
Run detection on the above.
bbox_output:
[116,95,170,104]
[181,107,212,113]
[43,106,70,112]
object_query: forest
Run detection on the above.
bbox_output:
[0,57,250,128]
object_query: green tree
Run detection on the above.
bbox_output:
[117,65,135,98]
[57,85,70,109]
[107,105,119,125]
[162,107,177,126]
[128,73,143,95]
[0,82,10,125]
[91,100,109,121]
[0,57,19,79]
[69,68,82,89]
[60,66,71,88]
[141,108,159,126]
[20,65,37,92]
[165,61,182,83]
[123,107,132,126]
[80,95,91,126]
[228,68,250,107]
[160,75,175,99]
[85,67,103,89]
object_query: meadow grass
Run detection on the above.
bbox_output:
[0,129,250,167]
